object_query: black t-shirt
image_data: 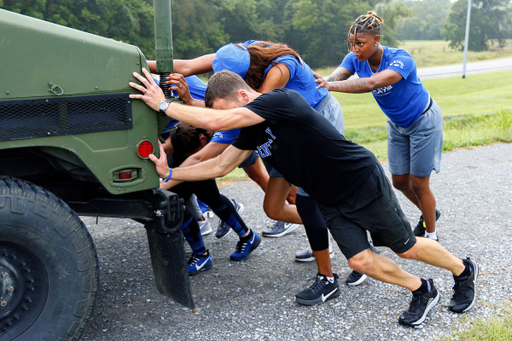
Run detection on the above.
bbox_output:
[232,88,378,205]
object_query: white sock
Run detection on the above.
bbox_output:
[425,231,438,240]
[326,276,335,284]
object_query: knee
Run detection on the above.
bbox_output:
[392,177,409,192]
[410,179,430,196]
[263,201,281,221]
[347,252,372,273]
[397,246,418,260]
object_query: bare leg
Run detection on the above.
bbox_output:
[313,249,333,277]
[392,173,437,233]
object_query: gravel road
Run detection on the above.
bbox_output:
[80,143,512,341]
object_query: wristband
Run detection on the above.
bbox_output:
[163,168,173,182]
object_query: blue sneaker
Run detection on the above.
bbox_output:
[230,231,261,261]
[187,251,212,276]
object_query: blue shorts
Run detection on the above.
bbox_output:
[238,150,258,168]
[387,98,443,177]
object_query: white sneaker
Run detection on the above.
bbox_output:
[295,245,334,262]
[198,219,212,236]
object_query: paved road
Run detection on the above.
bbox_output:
[81,143,512,341]
[417,57,512,79]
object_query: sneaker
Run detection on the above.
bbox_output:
[295,246,334,262]
[187,251,212,276]
[345,271,368,286]
[414,209,441,237]
[398,279,440,326]
[230,231,261,261]
[198,219,212,236]
[295,273,340,306]
[262,221,300,238]
[215,199,245,239]
[449,258,479,313]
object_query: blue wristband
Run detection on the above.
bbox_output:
[163,168,173,182]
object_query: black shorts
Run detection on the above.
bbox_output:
[319,162,416,260]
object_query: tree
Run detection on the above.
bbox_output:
[442,0,512,51]
[396,0,452,40]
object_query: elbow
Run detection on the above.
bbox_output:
[205,117,225,132]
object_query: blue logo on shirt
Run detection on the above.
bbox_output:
[257,128,276,158]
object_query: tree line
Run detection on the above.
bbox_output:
[1,0,511,68]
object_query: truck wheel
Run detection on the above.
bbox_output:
[0,177,99,341]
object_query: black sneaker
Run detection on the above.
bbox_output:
[413,209,441,237]
[449,258,479,313]
[398,279,440,327]
[295,273,340,306]
[345,271,367,286]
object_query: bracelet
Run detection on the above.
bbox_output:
[163,168,173,182]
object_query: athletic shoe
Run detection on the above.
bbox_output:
[449,258,479,313]
[230,231,261,261]
[187,251,212,276]
[414,209,441,237]
[295,245,334,262]
[345,271,368,286]
[398,279,440,327]
[295,273,340,306]
[262,221,300,238]
[198,219,212,236]
[215,199,245,239]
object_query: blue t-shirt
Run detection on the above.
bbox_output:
[210,128,240,144]
[165,75,208,129]
[340,46,429,127]
[265,55,328,109]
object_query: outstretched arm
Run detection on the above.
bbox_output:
[147,54,215,76]
[150,142,252,182]
[316,69,403,93]
[129,68,264,131]
[160,142,229,189]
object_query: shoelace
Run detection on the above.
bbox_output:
[452,280,469,299]
[407,294,422,312]
[235,240,248,253]
[188,255,200,266]
[270,221,284,230]
[305,276,327,293]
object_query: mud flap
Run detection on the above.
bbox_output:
[146,228,195,309]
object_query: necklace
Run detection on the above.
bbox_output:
[367,47,383,75]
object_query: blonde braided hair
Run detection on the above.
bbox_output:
[347,11,384,52]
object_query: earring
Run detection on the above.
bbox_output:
[375,43,378,46]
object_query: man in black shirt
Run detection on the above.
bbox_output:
[130,69,478,327]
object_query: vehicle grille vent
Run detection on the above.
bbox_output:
[0,94,132,141]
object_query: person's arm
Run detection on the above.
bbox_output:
[318,69,403,93]
[149,142,252,182]
[314,66,354,90]
[129,68,264,131]
[167,73,205,107]
[160,142,229,189]
[147,54,215,76]
[258,63,290,93]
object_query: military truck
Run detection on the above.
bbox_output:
[0,1,194,340]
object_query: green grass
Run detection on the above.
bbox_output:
[445,303,512,341]
[219,68,512,182]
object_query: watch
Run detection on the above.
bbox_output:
[159,100,172,113]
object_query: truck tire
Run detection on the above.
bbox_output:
[0,176,99,341]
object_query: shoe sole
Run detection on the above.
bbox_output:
[295,251,334,262]
[399,290,441,326]
[295,287,341,306]
[262,223,300,238]
[230,235,261,262]
[346,273,368,286]
[189,262,213,276]
[450,259,479,313]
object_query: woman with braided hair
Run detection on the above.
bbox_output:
[315,11,443,242]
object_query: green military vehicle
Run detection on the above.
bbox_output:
[0,1,195,340]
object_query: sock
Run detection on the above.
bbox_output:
[326,276,335,284]
[240,229,253,242]
[413,278,429,295]
[425,231,438,240]
[456,259,471,278]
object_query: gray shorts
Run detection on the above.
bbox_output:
[387,98,443,177]
[318,162,416,260]
[238,150,258,168]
